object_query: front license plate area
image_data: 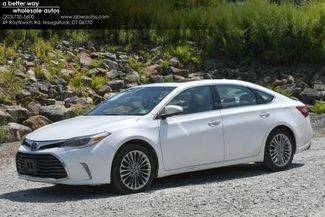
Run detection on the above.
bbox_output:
[24,159,37,175]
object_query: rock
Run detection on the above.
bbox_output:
[167,66,189,77]
[96,67,108,75]
[104,59,119,70]
[163,74,174,82]
[107,80,125,91]
[104,92,116,99]
[26,68,37,81]
[119,54,128,62]
[125,71,139,83]
[96,85,112,96]
[39,105,75,122]
[287,75,295,84]
[174,75,187,82]
[273,79,283,86]
[79,52,92,66]
[25,61,34,67]
[88,68,99,75]
[16,89,31,101]
[107,69,120,79]
[26,101,41,115]
[149,75,164,83]
[263,76,273,84]
[105,52,117,61]
[0,110,14,124]
[65,96,90,107]
[56,89,75,101]
[314,82,325,91]
[4,122,32,142]
[82,76,92,86]
[145,64,161,75]
[90,52,105,59]
[38,98,56,106]
[5,105,32,123]
[60,69,74,80]
[23,115,52,131]
[61,40,71,47]
[169,57,183,68]
[300,87,321,104]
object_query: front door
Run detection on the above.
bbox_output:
[159,85,224,170]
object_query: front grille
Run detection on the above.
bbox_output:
[16,152,68,179]
[22,139,65,150]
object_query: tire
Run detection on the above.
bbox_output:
[111,144,155,194]
[263,128,294,171]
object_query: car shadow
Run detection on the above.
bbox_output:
[0,163,304,203]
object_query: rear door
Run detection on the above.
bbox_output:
[159,85,224,170]
[215,85,274,160]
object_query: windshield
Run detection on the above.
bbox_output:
[87,86,175,116]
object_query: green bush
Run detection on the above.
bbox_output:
[311,101,325,114]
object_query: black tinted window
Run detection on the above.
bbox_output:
[254,90,274,104]
[168,86,214,114]
[216,85,257,108]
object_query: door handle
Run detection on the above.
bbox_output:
[208,120,221,127]
[260,112,270,119]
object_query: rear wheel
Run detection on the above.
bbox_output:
[263,129,294,171]
[111,144,155,194]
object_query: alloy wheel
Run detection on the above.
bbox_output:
[119,150,151,190]
[269,133,292,167]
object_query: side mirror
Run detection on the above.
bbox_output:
[159,105,183,119]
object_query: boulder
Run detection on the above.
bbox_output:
[5,105,32,123]
[107,80,125,91]
[105,52,117,61]
[26,101,41,115]
[96,85,112,96]
[167,66,189,77]
[39,105,75,122]
[4,122,32,142]
[16,89,31,101]
[104,92,116,99]
[145,64,161,75]
[79,52,92,66]
[125,71,139,83]
[107,69,121,79]
[300,87,321,104]
[0,110,14,124]
[149,75,164,83]
[23,115,52,131]
[104,59,119,70]
[169,57,183,68]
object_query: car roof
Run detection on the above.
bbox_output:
[139,79,281,97]
[140,79,256,88]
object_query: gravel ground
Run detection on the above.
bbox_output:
[0,135,324,217]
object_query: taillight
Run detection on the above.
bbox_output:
[296,106,309,118]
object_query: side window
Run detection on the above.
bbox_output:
[168,86,214,114]
[254,89,274,104]
[216,85,257,108]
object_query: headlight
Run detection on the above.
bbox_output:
[63,132,111,148]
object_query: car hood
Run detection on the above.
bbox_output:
[26,115,141,141]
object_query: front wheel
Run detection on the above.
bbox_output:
[111,144,155,194]
[263,129,294,171]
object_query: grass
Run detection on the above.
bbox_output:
[127,57,145,75]
[0,69,25,102]
[0,122,9,144]
[311,101,325,114]
[91,75,108,90]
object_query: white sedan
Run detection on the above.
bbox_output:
[16,80,313,193]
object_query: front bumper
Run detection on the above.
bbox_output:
[17,144,116,185]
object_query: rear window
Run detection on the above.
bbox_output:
[254,90,274,104]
